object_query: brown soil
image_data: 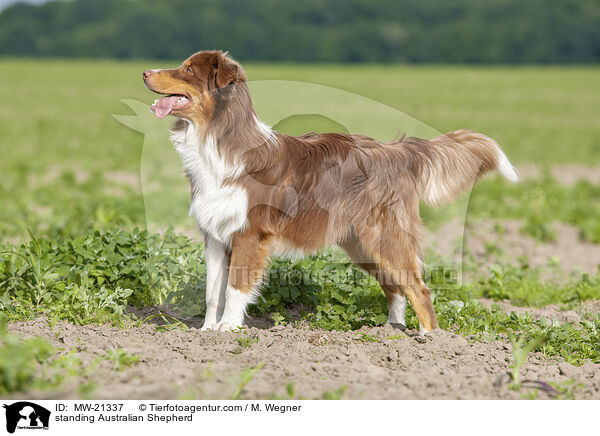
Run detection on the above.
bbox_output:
[5,315,600,400]
[427,219,600,277]
[479,299,600,325]
[467,220,600,276]
[517,164,600,186]
[4,166,599,401]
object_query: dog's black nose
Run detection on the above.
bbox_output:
[142,70,153,80]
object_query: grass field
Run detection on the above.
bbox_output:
[0,60,599,399]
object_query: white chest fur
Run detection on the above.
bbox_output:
[170,122,248,245]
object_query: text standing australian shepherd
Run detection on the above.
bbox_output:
[142,50,518,333]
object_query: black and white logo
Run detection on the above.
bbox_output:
[2,402,50,434]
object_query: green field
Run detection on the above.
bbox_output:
[2,60,600,237]
[1,60,599,396]
[3,60,600,167]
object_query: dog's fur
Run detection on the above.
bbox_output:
[143,50,518,332]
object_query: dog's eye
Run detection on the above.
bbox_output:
[186,67,192,73]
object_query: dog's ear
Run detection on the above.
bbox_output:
[214,52,245,90]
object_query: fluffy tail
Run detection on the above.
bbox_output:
[418,129,518,207]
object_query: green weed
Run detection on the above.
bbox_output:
[0,316,55,394]
[353,333,381,343]
[321,385,347,400]
[2,227,599,365]
[0,316,139,395]
[0,227,206,325]
[231,335,259,354]
[549,379,586,400]
[467,176,600,243]
[138,312,189,332]
[237,336,259,348]
[505,330,549,388]
[104,349,140,372]
[479,264,600,307]
[229,363,265,400]
[385,334,406,340]
[285,382,296,398]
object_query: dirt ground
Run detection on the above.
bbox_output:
[6,223,599,401]
[518,163,600,186]
[427,219,600,278]
[6,303,600,400]
[5,165,599,400]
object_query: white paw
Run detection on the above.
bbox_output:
[387,322,406,331]
[215,320,241,332]
[201,320,218,331]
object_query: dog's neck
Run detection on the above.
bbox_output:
[204,82,276,157]
[171,82,278,180]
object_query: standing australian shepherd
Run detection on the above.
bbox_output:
[142,50,518,333]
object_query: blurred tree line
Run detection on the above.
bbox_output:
[1,0,599,63]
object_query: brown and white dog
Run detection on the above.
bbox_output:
[142,50,518,333]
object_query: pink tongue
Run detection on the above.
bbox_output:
[153,96,180,119]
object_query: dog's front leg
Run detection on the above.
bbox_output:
[201,234,230,331]
[215,230,268,332]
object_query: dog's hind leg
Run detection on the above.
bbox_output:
[391,255,438,334]
[349,222,439,333]
[342,236,408,329]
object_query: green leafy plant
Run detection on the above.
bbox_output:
[505,330,549,388]
[385,334,406,340]
[353,333,381,343]
[237,336,259,348]
[549,379,585,400]
[0,316,55,394]
[321,385,347,400]
[229,363,265,400]
[0,316,98,396]
[138,312,190,332]
[104,349,140,372]
[0,228,206,325]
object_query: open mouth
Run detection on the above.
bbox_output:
[150,94,191,119]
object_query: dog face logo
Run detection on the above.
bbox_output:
[2,402,50,433]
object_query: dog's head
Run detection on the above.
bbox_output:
[142,50,246,121]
